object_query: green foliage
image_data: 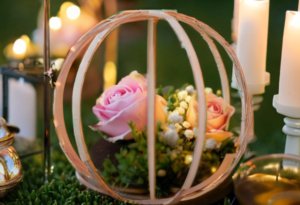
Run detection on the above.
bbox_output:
[218,137,237,157]
[155,85,163,97]
[223,197,232,205]
[2,150,135,205]
[99,86,237,198]
[2,83,238,204]
[101,124,236,197]
[101,122,150,190]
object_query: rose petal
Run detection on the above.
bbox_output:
[206,93,218,100]
[108,86,133,104]
[93,88,147,120]
[92,96,147,137]
[207,103,222,115]
[128,71,147,91]
[106,130,132,143]
[225,104,235,120]
[207,114,228,130]
[205,131,233,142]
[118,76,143,92]
[92,94,167,138]
[92,105,119,121]
[186,95,198,128]
[103,85,133,105]
[155,95,168,125]
[207,111,223,120]
[106,88,146,111]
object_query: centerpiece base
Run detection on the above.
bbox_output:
[73,139,236,204]
[76,168,233,205]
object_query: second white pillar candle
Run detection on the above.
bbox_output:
[233,0,269,94]
[278,11,300,108]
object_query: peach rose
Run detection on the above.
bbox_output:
[91,71,167,142]
[186,93,235,142]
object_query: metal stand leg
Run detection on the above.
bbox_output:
[2,75,9,120]
[43,0,51,182]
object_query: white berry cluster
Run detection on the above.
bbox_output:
[159,85,198,148]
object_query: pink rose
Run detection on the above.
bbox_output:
[186,93,235,142]
[205,93,235,142]
[91,71,167,142]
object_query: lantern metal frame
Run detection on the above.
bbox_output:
[0,64,45,159]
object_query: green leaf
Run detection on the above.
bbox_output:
[103,158,117,173]
[165,87,175,98]
[34,198,41,205]
[223,197,231,205]
[96,130,109,140]
[156,85,163,96]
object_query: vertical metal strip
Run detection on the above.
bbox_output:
[43,0,51,182]
[156,12,206,205]
[147,19,158,200]
[2,75,8,120]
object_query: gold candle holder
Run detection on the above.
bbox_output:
[0,118,24,197]
[233,154,300,205]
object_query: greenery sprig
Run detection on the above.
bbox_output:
[100,85,237,197]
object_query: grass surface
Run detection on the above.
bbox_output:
[1,146,235,205]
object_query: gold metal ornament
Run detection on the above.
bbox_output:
[0,118,24,197]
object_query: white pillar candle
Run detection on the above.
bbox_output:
[232,0,240,43]
[0,76,36,140]
[278,11,300,107]
[233,0,269,95]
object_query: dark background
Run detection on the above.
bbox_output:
[1,0,299,156]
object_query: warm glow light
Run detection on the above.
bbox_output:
[244,0,268,5]
[13,39,27,54]
[283,165,299,173]
[49,17,62,30]
[263,163,279,170]
[184,155,193,165]
[54,58,65,70]
[211,167,217,173]
[66,5,81,20]
[20,35,30,45]
[60,2,75,16]
[290,12,300,28]
[103,61,117,90]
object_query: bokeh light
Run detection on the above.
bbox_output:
[103,61,117,90]
[49,17,62,30]
[12,39,26,54]
[66,5,81,20]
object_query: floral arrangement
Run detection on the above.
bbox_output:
[90,71,237,197]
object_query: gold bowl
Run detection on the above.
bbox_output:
[233,154,300,205]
